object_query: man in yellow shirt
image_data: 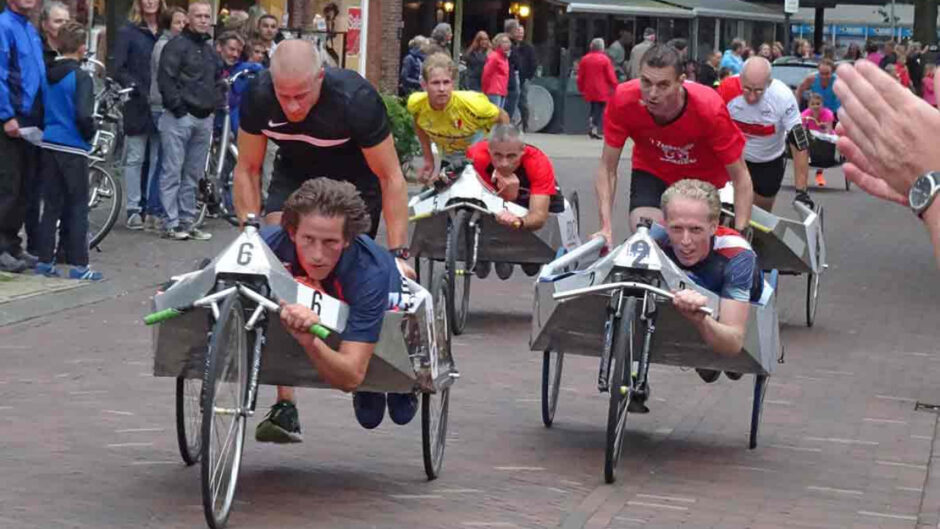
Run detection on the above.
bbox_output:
[407,52,509,183]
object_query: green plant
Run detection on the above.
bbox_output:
[382,93,421,166]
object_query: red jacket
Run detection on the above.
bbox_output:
[577,51,618,102]
[482,49,509,96]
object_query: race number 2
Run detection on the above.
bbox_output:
[629,240,650,268]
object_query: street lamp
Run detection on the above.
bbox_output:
[443,1,454,13]
[509,2,531,18]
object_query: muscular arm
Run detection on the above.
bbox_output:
[595,143,624,244]
[414,116,434,168]
[726,157,753,230]
[795,75,813,107]
[694,298,749,356]
[521,194,549,230]
[791,143,810,191]
[233,129,268,222]
[302,338,376,392]
[362,135,410,249]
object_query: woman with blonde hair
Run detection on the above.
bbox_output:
[113,0,166,230]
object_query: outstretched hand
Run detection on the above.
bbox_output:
[279,301,320,348]
[834,61,940,204]
[672,289,708,324]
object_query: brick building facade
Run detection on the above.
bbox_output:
[365,0,403,93]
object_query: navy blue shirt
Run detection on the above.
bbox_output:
[262,226,402,343]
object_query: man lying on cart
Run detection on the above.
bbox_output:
[465,124,563,277]
[254,178,418,443]
[642,179,764,408]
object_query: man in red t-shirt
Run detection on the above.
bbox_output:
[466,124,558,231]
[595,44,754,246]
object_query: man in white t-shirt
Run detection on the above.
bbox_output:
[719,57,813,211]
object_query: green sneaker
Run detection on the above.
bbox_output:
[255,400,303,443]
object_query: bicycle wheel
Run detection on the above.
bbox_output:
[200,293,249,529]
[604,298,637,484]
[806,208,823,327]
[445,210,472,335]
[87,165,123,249]
[423,272,452,480]
[176,376,203,465]
[541,349,564,427]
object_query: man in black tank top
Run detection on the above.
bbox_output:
[233,40,412,268]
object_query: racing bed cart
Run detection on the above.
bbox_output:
[530,222,781,484]
[145,216,457,529]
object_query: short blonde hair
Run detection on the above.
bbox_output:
[661,179,721,222]
[422,52,457,81]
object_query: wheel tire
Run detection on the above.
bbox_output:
[87,165,123,249]
[749,375,769,449]
[423,272,451,480]
[806,208,823,327]
[604,299,637,484]
[175,376,203,465]
[568,191,580,234]
[541,349,564,427]
[445,210,472,335]
[200,293,249,529]
[844,175,851,191]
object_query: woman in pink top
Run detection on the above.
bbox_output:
[801,93,835,133]
[482,33,511,109]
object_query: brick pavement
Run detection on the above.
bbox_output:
[0,160,938,529]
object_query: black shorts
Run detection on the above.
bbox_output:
[265,173,382,238]
[628,170,669,211]
[746,155,786,198]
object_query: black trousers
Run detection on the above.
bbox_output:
[589,102,606,133]
[0,133,41,255]
[37,149,90,267]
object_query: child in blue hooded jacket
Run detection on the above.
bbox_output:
[35,21,100,280]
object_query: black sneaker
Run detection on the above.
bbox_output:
[474,261,491,279]
[353,391,386,429]
[724,371,743,381]
[387,392,419,425]
[794,190,815,210]
[695,368,721,383]
[255,400,303,443]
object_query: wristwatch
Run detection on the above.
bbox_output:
[909,171,940,218]
[389,247,411,260]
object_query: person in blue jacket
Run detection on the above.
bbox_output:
[0,0,45,273]
[34,22,100,280]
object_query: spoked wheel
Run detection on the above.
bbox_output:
[604,299,637,484]
[749,374,769,449]
[445,210,473,335]
[806,208,823,327]
[541,349,564,427]
[423,273,452,480]
[568,190,580,234]
[87,164,123,249]
[176,376,203,465]
[200,293,249,529]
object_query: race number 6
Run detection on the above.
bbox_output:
[311,290,322,315]
[236,242,254,265]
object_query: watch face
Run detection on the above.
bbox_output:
[911,176,934,209]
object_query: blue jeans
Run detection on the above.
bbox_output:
[145,111,165,217]
[123,128,161,216]
[158,113,212,230]
[487,94,505,108]
[504,71,520,120]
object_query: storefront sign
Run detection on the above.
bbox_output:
[347,6,362,56]
[784,0,799,15]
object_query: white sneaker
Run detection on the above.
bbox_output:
[126,213,143,230]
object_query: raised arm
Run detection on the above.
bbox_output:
[594,143,623,246]
[233,129,268,222]
[361,135,410,249]
[725,157,754,230]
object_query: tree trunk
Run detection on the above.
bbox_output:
[914,0,938,45]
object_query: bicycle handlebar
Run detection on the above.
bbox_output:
[552,281,714,316]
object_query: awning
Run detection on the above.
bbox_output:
[557,0,694,19]
[662,0,786,22]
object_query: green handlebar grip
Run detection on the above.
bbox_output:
[144,308,182,325]
[309,324,330,339]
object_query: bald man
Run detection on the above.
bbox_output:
[719,57,813,211]
[234,40,411,260]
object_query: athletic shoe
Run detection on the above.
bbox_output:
[695,368,721,383]
[794,189,815,210]
[34,261,59,277]
[627,397,650,414]
[494,262,513,280]
[255,400,303,443]
[474,260,491,279]
[10,249,38,268]
[163,228,190,241]
[68,266,103,281]
[187,227,213,241]
[0,252,27,273]
[126,212,143,230]
[353,391,386,429]
[521,263,541,277]
[815,169,827,187]
[387,392,419,425]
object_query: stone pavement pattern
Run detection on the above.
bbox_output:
[1,144,939,529]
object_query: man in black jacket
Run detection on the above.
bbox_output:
[510,22,537,131]
[156,0,219,241]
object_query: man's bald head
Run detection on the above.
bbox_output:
[740,57,772,105]
[271,39,323,81]
[270,40,326,122]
